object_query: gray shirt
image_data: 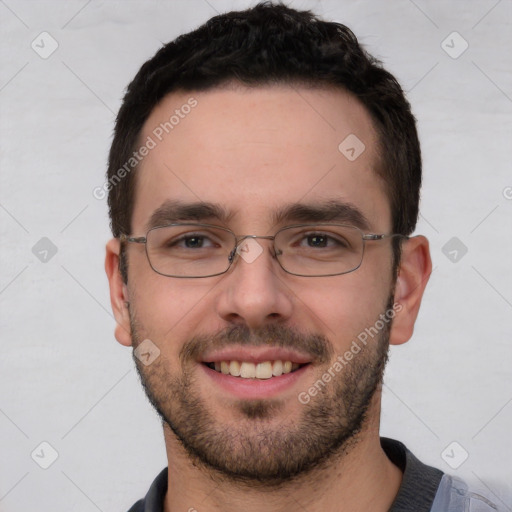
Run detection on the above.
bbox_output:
[126,437,501,511]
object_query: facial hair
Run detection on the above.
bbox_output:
[129,297,392,487]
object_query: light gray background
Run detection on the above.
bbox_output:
[1,0,511,510]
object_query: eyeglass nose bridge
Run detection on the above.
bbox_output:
[228,234,277,264]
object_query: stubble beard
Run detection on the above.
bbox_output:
[129,297,392,487]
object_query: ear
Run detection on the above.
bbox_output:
[389,235,432,346]
[105,238,132,347]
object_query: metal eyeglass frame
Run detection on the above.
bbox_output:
[119,222,406,278]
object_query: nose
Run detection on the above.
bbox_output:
[215,237,294,329]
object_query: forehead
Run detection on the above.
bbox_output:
[132,85,390,232]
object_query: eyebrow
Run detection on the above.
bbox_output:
[146,200,234,231]
[145,199,371,232]
[272,200,371,231]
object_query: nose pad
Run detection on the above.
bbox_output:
[227,238,278,268]
[228,247,237,264]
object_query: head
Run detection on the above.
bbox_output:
[105,2,431,485]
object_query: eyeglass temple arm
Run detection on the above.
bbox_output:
[119,234,146,244]
[362,233,408,241]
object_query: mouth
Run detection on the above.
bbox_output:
[203,360,307,379]
[199,347,313,399]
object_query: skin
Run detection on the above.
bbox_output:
[105,85,431,512]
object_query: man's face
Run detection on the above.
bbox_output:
[120,85,398,483]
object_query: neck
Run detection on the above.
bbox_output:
[162,398,402,512]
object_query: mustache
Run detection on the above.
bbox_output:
[179,323,334,366]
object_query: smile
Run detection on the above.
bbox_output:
[204,360,305,379]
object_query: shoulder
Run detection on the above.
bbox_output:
[125,467,168,512]
[127,499,144,512]
[382,437,443,511]
[381,438,506,512]
[431,474,504,512]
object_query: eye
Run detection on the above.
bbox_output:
[305,234,329,248]
[299,232,348,249]
[170,233,217,249]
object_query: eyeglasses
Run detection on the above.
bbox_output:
[119,223,405,278]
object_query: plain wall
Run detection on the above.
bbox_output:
[1,0,511,510]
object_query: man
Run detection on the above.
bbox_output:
[104,3,502,511]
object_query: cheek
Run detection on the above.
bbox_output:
[291,269,392,348]
[128,265,221,346]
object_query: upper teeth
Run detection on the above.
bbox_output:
[212,360,300,379]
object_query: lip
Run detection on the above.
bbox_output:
[200,362,311,399]
[200,346,313,365]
